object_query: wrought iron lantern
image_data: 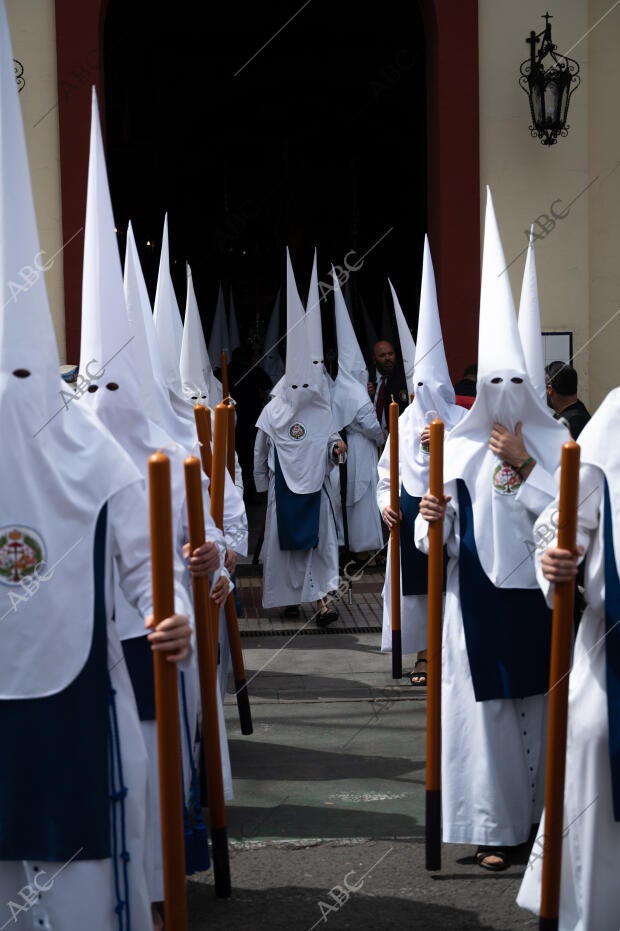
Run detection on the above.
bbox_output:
[519,12,580,146]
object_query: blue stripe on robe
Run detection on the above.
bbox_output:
[122,635,156,721]
[457,479,552,701]
[602,479,620,821]
[0,505,110,860]
[274,449,321,551]
[400,486,446,596]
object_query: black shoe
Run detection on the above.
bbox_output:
[316,606,339,628]
[282,605,300,618]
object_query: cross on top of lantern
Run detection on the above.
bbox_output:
[519,12,580,147]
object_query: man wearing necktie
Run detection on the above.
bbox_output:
[368,340,408,432]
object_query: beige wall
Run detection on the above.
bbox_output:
[587,0,620,409]
[479,1,593,404]
[7,0,66,361]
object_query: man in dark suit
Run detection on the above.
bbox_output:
[545,361,591,440]
[367,340,409,432]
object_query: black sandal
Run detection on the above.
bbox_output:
[474,846,509,871]
[408,658,427,686]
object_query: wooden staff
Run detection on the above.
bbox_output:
[148,452,188,927]
[184,455,231,898]
[194,404,212,478]
[389,399,402,679]
[426,418,444,871]
[539,440,580,931]
[211,402,253,736]
[219,351,236,480]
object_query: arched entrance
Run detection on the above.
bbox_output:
[54,0,479,376]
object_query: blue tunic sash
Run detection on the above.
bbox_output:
[457,480,552,701]
[0,506,110,860]
[400,486,446,596]
[274,450,321,550]
[602,480,620,821]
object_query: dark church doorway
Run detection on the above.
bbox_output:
[102,0,426,370]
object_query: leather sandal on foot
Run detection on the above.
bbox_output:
[408,658,427,686]
[474,845,509,871]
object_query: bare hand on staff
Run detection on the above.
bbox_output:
[182,540,220,575]
[382,506,402,528]
[145,613,192,663]
[332,440,347,459]
[224,548,237,574]
[541,545,585,583]
[420,426,431,445]
[210,575,230,606]
[419,492,452,523]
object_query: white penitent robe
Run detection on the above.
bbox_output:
[253,430,341,608]
[414,466,557,846]
[0,484,160,931]
[377,435,426,657]
[517,464,620,931]
[341,400,385,554]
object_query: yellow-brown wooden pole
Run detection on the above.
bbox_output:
[148,452,188,927]
[184,456,231,898]
[194,404,212,480]
[212,403,253,735]
[426,418,444,871]
[389,399,402,679]
[539,440,581,931]
[226,402,236,482]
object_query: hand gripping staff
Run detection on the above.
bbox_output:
[183,454,231,898]
[194,403,253,735]
[426,417,444,871]
[389,398,402,679]
[539,440,580,931]
[148,451,189,928]
[220,350,236,480]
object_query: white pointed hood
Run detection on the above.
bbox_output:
[518,230,547,401]
[388,278,415,400]
[153,213,184,395]
[444,187,569,587]
[229,286,240,353]
[180,264,223,406]
[256,247,335,493]
[123,222,196,450]
[78,89,175,471]
[332,266,371,431]
[262,288,284,385]
[208,283,229,370]
[305,248,333,401]
[399,236,467,496]
[0,59,139,701]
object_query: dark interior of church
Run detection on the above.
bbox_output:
[103,0,426,367]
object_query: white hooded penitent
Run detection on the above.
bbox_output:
[256,247,334,494]
[180,263,223,407]
[443,186,569,586]
[331,266,370,432]
[0,66,139,700]
[518,227,547,402]
[388,278,415,401]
